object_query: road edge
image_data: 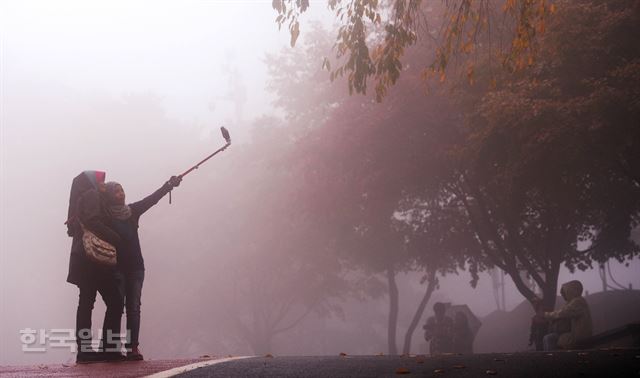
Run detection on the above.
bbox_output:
[144,356,254,378]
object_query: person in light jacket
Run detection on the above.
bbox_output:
[543,280,593,350]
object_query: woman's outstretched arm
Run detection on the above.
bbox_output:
[129,176,181,218]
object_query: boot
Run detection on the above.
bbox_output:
[76,350,106,364]
[126,345,144,361]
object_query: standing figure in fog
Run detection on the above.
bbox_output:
[66,170,125,364]
[103,176,181,360]
[423,302,453,355]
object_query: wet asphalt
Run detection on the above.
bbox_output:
[176,349,640,378]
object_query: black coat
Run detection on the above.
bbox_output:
[111,183,173,272]
[66,189,121,286]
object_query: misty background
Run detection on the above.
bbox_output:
[1,0,639,366]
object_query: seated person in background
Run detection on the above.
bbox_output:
[423,302,453,355]
[529,297,549,351]
[452,312,474,354]
[542,280,593,351]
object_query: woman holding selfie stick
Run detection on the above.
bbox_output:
[103,176,181,360]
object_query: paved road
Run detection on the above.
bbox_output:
[1,350,638,377]
[177,350,640,378]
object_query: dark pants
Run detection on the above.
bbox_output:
[119,270,145,349]
[543,333,559,351]
[76,272,124,353]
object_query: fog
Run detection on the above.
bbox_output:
[1,0,639,366]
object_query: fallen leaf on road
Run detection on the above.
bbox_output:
[453,364,466,369]
[339,352,348,357]
[396,367,411,374]
[486,369,498,375]
[264,354,273,358]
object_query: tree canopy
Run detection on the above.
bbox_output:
[273,0,557,101]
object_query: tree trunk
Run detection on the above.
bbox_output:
[402,270,438,355]
[504,266,537,304]
[386,266,399,355]
[542,262,561,311]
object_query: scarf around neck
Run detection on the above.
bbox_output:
[109,204,132,221]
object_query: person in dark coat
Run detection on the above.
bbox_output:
[103,176,181,361]
[423,302,454,355]
[529,297,549,351]
[66,170,125,364]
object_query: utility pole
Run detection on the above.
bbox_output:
[599,263,607,292]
